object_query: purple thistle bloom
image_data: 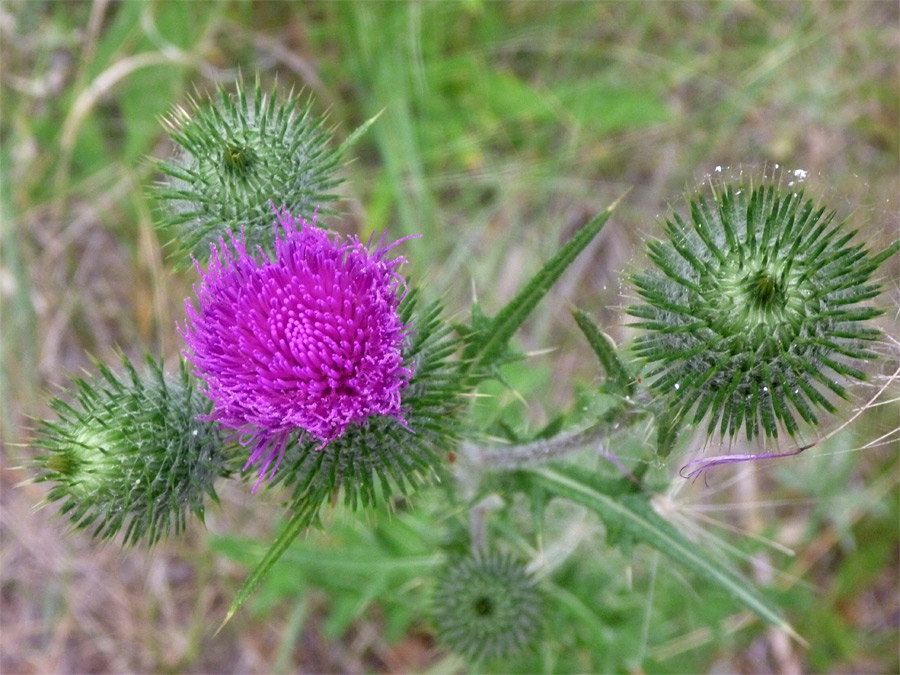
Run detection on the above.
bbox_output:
[182,206,416,491]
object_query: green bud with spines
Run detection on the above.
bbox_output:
[628,175,899,441]
[32,354,228,545]
[153,75,342,266]
[431,550,543,664]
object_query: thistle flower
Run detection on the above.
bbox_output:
[431,550,543,663]
[32,355,225,545]
[182,207,415,491]
[628,176,899,441]
[274,289,462,511]
[154,78,342,265]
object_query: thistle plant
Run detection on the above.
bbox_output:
[32,355,226,545]
[431,550,543,663]
[154,78,345,264]
[181,206,417,492]
[628,178,899,442]
[27,75,899,670]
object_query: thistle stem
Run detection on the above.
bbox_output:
[463,409,647,470]
[463,426,608,470]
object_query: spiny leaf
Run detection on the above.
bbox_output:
[337,108,384,155]
[462,192,627,384]
[217,498,321,632]
[572,307,636,395]
[528,464,801,641]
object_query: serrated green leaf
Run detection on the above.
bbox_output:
[216,499,321,633]
[655,406,683,460]
[572,308,636,395]
[529,464,800,640]
[462,194,627,383]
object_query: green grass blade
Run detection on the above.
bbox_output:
[530,464,801,640]
[463,192,627,379]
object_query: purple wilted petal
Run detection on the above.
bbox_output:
[679,446,806,481]
[182,206,416,490]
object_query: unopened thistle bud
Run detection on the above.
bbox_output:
[431,551,543,663]
[154,77,342,265]
[32,355,226,545]
[628,175,899,441]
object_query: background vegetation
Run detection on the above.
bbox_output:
[2,1,897,672]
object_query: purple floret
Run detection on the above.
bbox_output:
[182,206,415,490]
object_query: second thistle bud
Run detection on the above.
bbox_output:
[32,355,227,545]
[154,77,342,265]
[628,174,899,441]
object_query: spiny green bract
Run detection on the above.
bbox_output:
[431,550,543,663]
[271,289,463,512]
[33,355,227,545]
[154,77,342,266]
[628,179,899,441]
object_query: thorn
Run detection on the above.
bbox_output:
[605,186,634,213]
[214,607,235,637]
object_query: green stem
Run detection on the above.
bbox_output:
[462,407,646,471]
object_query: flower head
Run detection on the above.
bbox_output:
[182,207,415,489]
[628,175,899,441]
[273,288,463,512]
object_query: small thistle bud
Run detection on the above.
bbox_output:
[628,175,899,441]
[32,355,226,545]
[181,207,424,493]
[431,550,543,663]
[154,77,342,265]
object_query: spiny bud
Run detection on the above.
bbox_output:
[154,76,342,266]
[431,550,543,663]
[628,175,899,441]
[32,355,227,545]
